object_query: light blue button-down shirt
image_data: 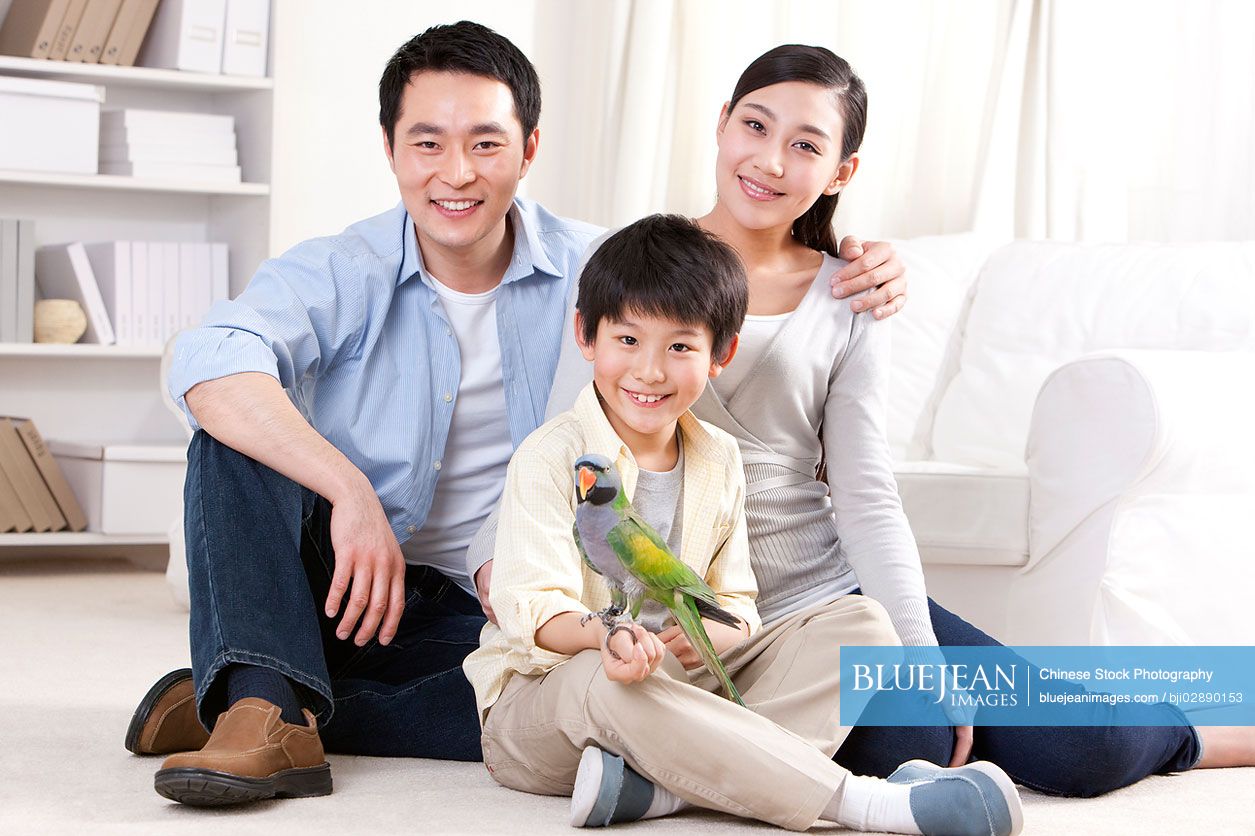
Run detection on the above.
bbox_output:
[168,198,602,545]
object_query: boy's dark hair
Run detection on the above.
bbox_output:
[379,21,542,148]
[577,215,748,360]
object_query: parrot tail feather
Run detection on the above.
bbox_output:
[674,597,746,708]
[694,597,742,630]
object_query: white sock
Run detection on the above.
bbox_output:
[642,784,689,820]
[825,774,922,834]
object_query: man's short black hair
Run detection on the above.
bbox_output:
[577,215,748,360]
[379,21,542,148]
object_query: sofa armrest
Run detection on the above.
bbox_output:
[1025,349,1255,570]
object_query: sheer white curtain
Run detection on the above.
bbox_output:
[526,0,1255,242]
[528,0,1012,236]
[975,0,1255,241]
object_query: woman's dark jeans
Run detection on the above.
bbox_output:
[833,594,1202,797]
[183,430,486,760]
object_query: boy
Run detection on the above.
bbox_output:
[464,215,1023,834]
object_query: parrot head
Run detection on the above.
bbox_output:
[574,453,621,506]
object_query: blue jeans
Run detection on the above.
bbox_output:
[183,431,486,760]
[833,594,1202,796]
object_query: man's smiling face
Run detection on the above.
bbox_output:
[384,70,538,260]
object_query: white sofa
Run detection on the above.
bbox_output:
[886,234,1255,645]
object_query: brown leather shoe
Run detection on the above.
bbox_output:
[125,669,211,755]
[153,697,331,806]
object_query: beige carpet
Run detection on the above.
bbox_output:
[2,558,1251,835]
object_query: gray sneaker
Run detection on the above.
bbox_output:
[569,747,656,827]
[888,759,1024,836]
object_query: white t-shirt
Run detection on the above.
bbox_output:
[401,273,514,597]
[711,312,790,401]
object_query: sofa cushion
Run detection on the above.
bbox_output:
[929,241,1255,468]
[885,233,1005,461]
[895,461,1029,566]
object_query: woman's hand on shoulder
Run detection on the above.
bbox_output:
[831,237,907,320]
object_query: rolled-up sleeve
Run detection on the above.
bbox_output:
[489,439,591,674]
[167,243,364,431]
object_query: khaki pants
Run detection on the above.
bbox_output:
[481,594,900,831]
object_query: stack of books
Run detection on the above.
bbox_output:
[0,218,36,343]
[36,240,229,346]
[99,108,241,183]
[0,416,88,533]
[0,0,161,67]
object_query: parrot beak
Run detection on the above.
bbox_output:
[577,466,598,501]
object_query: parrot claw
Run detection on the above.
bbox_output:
[604,622,639,661]
[582,604,626,631]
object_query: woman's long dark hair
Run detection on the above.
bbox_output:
[727,45,867,257]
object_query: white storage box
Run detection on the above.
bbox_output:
[48,441,186,535]
[0,76,104,174]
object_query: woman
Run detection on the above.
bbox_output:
[546,43,1255,798]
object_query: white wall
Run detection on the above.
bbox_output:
[268,0,536,254]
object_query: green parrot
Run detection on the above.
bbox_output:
[572,453,746,707]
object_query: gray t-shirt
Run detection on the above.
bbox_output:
[631,440,684,633]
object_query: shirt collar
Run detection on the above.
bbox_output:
[396,199,561,288]
[571,381,722,500]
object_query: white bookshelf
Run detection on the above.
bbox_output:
[0,55,273,92]
[0,343,162,359]
[0,532,167,547]
[0,34,275,553]
[0,169,270,196]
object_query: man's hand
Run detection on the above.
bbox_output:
[951,725,974,767]
[832,236,907,319]
[325,475,406,647]
[475,559,497,625]
[601,623,667,684]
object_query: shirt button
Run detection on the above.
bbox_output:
[433,460,442,471]
[443,392,452,403]
[446,327,452,336]
[406,525,417,534]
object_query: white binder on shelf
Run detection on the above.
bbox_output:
[129,241,149,347]
[145,241,164,346]
[210,242,228,302]
[82,242,133,346]
[137,0,227,74]
[220,0,268,77]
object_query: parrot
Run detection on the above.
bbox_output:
[572,453,746,707]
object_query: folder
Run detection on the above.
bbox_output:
[13,417,88,531]
[0,463,34,533]
[138,0,226,74]
[83,241,133,346]
[0,0,72,59]
[0,417,66,531]
[100,0,151,64]
[220,0,267,77]
[47,0,87,60]
[66,0,122,63]
[0,219,15,342]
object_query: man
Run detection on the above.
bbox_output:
[127,20,907,807]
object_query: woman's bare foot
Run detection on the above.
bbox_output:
[1195,726,1255,768]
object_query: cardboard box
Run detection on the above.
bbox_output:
[48,441,186,534]
[0,76,104,174]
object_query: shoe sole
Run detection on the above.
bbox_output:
[153,764,333,806]
[570,747,604,826]
[125,668,194,755]
[897,759,1025,836]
